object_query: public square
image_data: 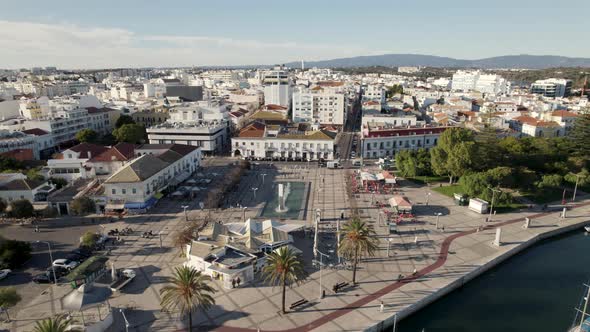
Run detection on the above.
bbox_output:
[2,157,590,332]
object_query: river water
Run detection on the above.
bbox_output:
[397,230,590,332]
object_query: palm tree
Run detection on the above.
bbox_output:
[338,218,378,284]
[33,314,71,332]
[160,266,216,332]
[263,246,307,314]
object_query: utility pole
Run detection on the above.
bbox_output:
[181,205,189,222]
[488,187,501,221]
[434,212,442,229]
[573,173,581,202]
[260,173,267,185]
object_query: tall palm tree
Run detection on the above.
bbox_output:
[160,266,216,332]
[263,246,307,314]
[33,314,71,332]
[338,218,378,284]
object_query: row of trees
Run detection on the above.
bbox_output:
[75,114,147,145]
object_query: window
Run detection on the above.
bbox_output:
[122,189,126,194]
[112,189,116,194]
[132,188,137,194]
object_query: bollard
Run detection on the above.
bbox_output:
[523,217,530,229]
[493,227,502,246]
[561,207,567,219]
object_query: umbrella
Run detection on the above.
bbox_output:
[171,191,184,197]
[186,179,197,185]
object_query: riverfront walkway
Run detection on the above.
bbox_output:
[4,163,590,332]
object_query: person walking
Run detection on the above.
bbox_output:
[236,276,241,287]
[231,279,236,288]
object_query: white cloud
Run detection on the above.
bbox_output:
[0,20,364,69]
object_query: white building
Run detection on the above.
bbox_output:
[531,79,572,98]
[0,173,54,203]
[263,66,291,108]
[451,70,509,95]
[292,87,346,125]
[231,122,335,161]
[46,143,108,182]
[361,125,450,159]
[146,101,230,154]
[363,85,386,104]
[103,144,201,211]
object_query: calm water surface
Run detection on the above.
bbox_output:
[397,230,590,332]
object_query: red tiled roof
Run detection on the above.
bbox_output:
[264,104,288,111]
[365,126,450,138]
[239,122,266,138]
[551,110,578,118]
[89,143,136,162]
[513,115,538,125]
[536,121,560,128]
[67,143,109,159]
[22,128,49,136]
[317,81,344,87]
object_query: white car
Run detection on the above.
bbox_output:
[52,259,79,270]
[0,269,11,280]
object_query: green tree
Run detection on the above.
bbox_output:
[70,197,96,215]
[570,109,590,157]
[75,129,98,143]
[485,167,516,188]
[430,128,476,183]
[263,246,307,314]
[386,84,404,98]
[33,314,72,332]
[8,199,34,219]
[564,169,590,187]
[338,218,378,285]
[48,177,68,190]
[537,174,563,189]
[112,124,146,144]
[25,168,45,182]
[475,127,502,169]
[160,266,216,332]
[115,114,135,128]
[0,240,32,269]
[80,231,99,248]
[0,287,21,321]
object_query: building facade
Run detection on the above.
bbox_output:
[361,125,450,159]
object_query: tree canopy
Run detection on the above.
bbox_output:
[112,124,146,144]
[75,129,98,143]
[70,197,96,215]
[115,114,135,128]
[8,199,34,219]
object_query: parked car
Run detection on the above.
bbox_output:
[52,259,79,270]
[46,266,69,278]
[66,253,86,263]
[0,269,11,280]
[33,272,57,284]
[72,248,93,258]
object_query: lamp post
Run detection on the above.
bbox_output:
[434,212,442,229]
[251,187,258,200]
[120,309,130,332]
[572,173,581,202]
[181,205,189,222]
[242,207,247,223]
[158,231,163,248]
[425,192,431,206]
[316,249,329,299]
[386,237,393,257]
[260,173,267,185]
[488,187,501,222]
[36,241,57,284]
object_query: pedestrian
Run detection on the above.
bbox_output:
[237,276,241,287]
[231,279,236,288]
[35,225,39,232]
[380,300,384,312]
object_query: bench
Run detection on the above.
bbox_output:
[332,282,349,293]
[289,299,308,310]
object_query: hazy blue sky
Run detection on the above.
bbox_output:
[1,0,588,68]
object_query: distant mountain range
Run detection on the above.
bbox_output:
[284,54,590,69]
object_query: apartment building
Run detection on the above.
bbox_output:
[263,66,291,108]
[451,70,509,95]
[531,79,572,98]
[292,87,346,125]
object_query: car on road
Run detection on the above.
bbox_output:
[0,269,11,280]
[350,151,356,158]
[72,248,93,258]
[33,272,56,284]
[46,266,69,278]
[52,259,79,270]
[66,253,86,263]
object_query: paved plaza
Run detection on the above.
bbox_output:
[3,158,590,332]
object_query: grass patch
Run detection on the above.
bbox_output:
[432,184,464,198]
[521,187,567,204]
[433,185,527,213]
[406,175,449,185]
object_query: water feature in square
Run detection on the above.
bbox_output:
[261,182,307,220]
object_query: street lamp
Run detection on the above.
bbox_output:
[181,205,189,222]
[487,187,501,221]
[36,241,57,284]
[251,187,258,200]
[260,173,267,185]
[316,249,329,299]
[572,173,581,202]
[425,193,431,206]
[386,237,394,257]
[434,212,442,229]
[120,309,130,332]
[242,206,247,223]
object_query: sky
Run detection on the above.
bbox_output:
[1,0,588,69]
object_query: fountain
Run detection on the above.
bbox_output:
[276,183,291,213]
